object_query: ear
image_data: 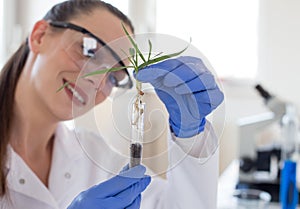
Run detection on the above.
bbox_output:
[28,20,49,53]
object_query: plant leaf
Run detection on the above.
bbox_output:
[56,66,132,92]
[82,66,130,78]
[56,82,70,93]
[129,47,138,66]
[147,39,152,61]
[135,47,138,69]
[129,48,135,58]
[56,25,191,93]
[152,52,163,59]
[122,23,146,63]
[138,44,189,69]
[121,49,136,68]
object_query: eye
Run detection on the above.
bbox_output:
[108,73,118,86]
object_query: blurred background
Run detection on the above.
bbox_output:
[1,0,300,182]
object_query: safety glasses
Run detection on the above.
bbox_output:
[49,21,133,92]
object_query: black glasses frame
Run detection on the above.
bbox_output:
[49,21,133,89]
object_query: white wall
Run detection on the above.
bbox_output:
[0,0,129,64]
[0,0,4,65]
[128,0,156,33]
[156,0,259,79]
[257,0,300,109]
[1,0,18,64]
[17,0,65,35]
[16,0,129,38]
[0,0,65,64]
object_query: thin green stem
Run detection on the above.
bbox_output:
[56,23,190,92]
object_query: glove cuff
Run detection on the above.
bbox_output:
[170,118,206,138]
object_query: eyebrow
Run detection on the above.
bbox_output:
[49,21,126,68]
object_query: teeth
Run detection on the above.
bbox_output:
[66,84,85,104]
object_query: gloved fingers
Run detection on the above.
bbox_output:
[174,72,217,94]
[190,89,224,114]
[181,94,213,118]
[135,67,168,83]
[120,164,130,173]
[192,90,219,106]
[155,88,215,116]
[90,176,139,198]
[204,88,224,109]
[119,164,146,178]
[136,56,207,83]
[103,176,151,208]
[135,58,183,82]
[154,89,178,111]
[155,86,223,116]
[91,166,147,197]
[125,194,141,209]
[163,59,208,88]
[177,56,206,65]
[113,176,151,206]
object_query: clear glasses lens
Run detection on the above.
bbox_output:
[62,30,132,96]
[108,70,132,88]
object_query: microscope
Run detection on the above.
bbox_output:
[236,84,295,202]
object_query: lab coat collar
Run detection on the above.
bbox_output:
[5,122,84,207]
[52,122,84,162]
[6,145,59,207]
[48,122,86,202]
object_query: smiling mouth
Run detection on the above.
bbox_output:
[63,79,87,106]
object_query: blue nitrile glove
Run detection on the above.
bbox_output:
[67,165,151,209]
[135,56,224,138]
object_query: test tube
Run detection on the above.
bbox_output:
[129,93,145,168]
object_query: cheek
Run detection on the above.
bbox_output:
[94,91,108,105]
[30,56,74,119]
[30,59,56,95]
[92,77,114,103]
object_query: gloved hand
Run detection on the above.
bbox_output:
[67,165,151,209]
[135,56,224,138]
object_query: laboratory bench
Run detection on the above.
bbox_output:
[217,160,300,209]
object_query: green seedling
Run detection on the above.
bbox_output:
[57,23,189,93]
[81,24,188,93]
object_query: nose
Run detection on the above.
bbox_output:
[83,74,108,91]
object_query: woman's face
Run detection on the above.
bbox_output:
[27,9,133,121]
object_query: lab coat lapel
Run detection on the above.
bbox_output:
[48,123,127,207]
[6,146,58,208]
[48,123,85,204]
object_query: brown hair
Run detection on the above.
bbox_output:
[0,0,134,196]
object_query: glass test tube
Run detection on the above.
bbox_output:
[129,92,145,168]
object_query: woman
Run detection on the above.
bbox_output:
[0,0,224,208]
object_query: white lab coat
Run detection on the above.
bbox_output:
[1,121,219,209]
